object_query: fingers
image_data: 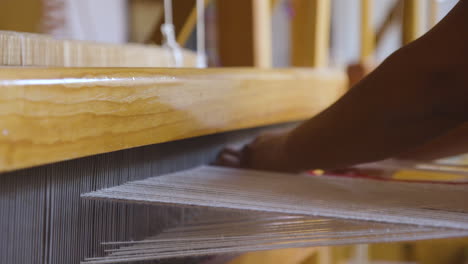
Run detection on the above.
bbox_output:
[215,153,241,167]
[221,146,243,158]
[213,146,243,168]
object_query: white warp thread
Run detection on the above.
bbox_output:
[82,213,468,263]
[82,166,468,230]
[0,30,197,67]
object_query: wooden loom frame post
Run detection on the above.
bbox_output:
[177,0,213,46]
[360,0,375,63]
[252,0,273,68]
[402,0,421,45]
[216,0,255,66]
[291,0,331,68]
[215,0,278,67]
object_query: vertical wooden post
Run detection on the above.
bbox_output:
[291,0,331,68]
[402,0,421,45]
[360,0,375,63]
[178,0,212,46]
[146,0,195,44]
[252,0,272,68]
[216,0,254,66]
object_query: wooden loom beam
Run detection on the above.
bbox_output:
[0,67,347,173]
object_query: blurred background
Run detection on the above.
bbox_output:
[0,0,459,68]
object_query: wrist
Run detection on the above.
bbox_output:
[282,130,318,171]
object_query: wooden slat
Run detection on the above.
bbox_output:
[291,0,331,67]
[146,0,195,45]
[252,0,272,68]
[0,67,347,172]
[216,0,255,66]
[177,0,213,46]
[402,0,421,45]
[129,0,164,43]
[228,248,319,264]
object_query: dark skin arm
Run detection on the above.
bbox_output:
[398,123,468,161]
[216,1,468,172]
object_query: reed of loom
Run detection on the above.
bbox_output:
[0,0,432,263]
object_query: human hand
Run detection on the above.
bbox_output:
[215,130,299,172]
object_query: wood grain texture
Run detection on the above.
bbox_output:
[0,67,347,172]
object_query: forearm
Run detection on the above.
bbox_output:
[284,68,464,170]
[282,1,468,170]
[216,1,468,172]
[285,86,465,170]
[398,123,468,161]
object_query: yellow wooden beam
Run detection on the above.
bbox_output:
[291,0,331,68]
[360,0,375,63]
[0,67,347,172]
[402,0,421,45]
[228,248,318,264]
